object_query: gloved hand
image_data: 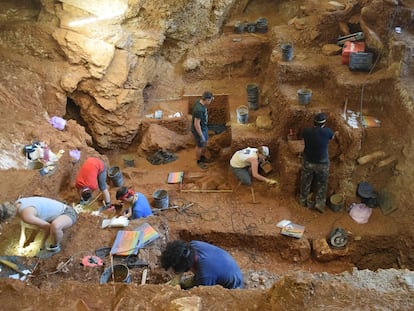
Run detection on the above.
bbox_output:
[266,178,278,185]
[104,202,114,211]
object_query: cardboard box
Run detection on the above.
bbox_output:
[342,41,365,64]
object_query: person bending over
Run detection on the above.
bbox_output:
[230,145,277,185]
[75,157,111,208]
[16,196,77,253]
[161,239,243,289]
[116,186,153,219]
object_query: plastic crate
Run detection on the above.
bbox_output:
[342,41,365,65]
[349,52,373,71]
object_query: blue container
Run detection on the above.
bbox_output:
[108,166,124,187]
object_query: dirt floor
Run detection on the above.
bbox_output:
[1,0,414,310]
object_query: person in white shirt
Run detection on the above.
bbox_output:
[230,146,276,185]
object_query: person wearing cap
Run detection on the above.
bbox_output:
[75,157,111,208]
[230,146,277,185]
[115,186,153,219]
[161,239,243,289]
[299,112,335,213]
[15,196,77,254]
[191,91,214,169]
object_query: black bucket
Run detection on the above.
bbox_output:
[234,21,245,34]
[100,264,131,284]
[281,43,293,61]
[153,189,169,209]
[329,194,344,212]
[123,155,135,168]
[246,22,256,33]
[256,18,268,33]
[297,89,312,106]
[108,166,124,187]
[236,105,249,124]
[246,84,259,110]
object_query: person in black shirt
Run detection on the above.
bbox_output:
[299,113,335,213]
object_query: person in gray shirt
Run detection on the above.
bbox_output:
[16,196,77,253]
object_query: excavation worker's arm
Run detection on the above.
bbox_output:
[247,157,271,183]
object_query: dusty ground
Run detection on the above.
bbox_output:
[0,0,414,310]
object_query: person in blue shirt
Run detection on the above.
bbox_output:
[161,239,243,289]
[299,112,336,213]
[116,186,153,219]
[191,91,214,169]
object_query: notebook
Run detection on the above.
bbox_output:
[134,223,160,248]
[280,223,305,239]
[110,230,143,256]
[167,171,184,184]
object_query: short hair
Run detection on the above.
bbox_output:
[81,187,92,201]
[202,91,213,100]
[161,240,194,273]
[314,113,327,127]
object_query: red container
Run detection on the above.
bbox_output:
[342,41,365,65]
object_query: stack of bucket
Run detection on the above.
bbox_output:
[281,43,293,62]
[256,18,268,33]
[246,84,259,110]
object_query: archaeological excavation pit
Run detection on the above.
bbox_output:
[0,0,414,309]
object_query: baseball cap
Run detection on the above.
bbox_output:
[260,146,270,157]
[202,91,214,100]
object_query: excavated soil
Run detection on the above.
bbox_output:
[0,0,414,310]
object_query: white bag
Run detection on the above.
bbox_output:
[349,203,372,224]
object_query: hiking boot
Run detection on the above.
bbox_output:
[314,204,325,213]
[299,198,307,207]
[197,161,208,170]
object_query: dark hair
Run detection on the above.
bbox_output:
[81,188,92,201]
[314,113,327,127]
[160,240,194,273]
[116,186,129,200]
[202,91,213,100]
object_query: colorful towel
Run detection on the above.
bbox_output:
[361,116,381,128]
[134,223,160,248]
[167,171,184,184]
[110,230,143,256]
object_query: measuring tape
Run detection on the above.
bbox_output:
[81,255,103,267]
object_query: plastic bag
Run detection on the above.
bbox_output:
[49,116,67,130]
[349,203,372,224]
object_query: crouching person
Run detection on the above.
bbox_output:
[16,196,77,253]
[161,240,243,289]
[116,186,153,219]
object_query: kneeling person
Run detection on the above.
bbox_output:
[116,186,153,219]
[16,196,77,252]
[161,239,243,289]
